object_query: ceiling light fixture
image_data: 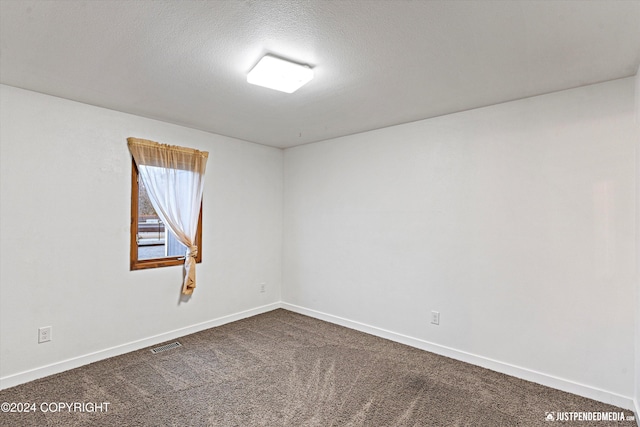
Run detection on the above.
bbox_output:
[247,54,313,94]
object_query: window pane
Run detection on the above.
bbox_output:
[137,179,166,260]
[166,230,186,256]
[137,179,188,260]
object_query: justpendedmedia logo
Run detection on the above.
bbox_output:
[544,410,636,423]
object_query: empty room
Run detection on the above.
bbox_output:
[1,0,639,426]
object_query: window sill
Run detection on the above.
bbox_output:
[130,257,202,271]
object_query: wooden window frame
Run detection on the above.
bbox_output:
[130,159,203,270]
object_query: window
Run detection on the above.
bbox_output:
[130,159,202,270]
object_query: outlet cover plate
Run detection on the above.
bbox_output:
[430,311,440,325]
[38,326,52,343]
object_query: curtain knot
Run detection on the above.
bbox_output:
[186,246,198,259]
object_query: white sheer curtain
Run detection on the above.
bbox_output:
[127,137,208,295]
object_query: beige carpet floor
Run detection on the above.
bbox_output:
[0,309,636,426]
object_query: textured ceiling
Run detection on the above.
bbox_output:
[1,0,639,148]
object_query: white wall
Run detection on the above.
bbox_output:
[0,85,283,384]
[283,78,637,404]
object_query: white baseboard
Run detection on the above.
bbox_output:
[281,302,636,412]
[635,398,639,424]
[0,302,281,391]
[2,300,636,415]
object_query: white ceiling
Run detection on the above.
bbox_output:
[1,1,639,148]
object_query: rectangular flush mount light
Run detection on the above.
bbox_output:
[247,54,313,93]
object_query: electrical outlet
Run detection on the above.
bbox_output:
[259,282,266,293]
[430,311,440,325]
[38,326,52,343]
